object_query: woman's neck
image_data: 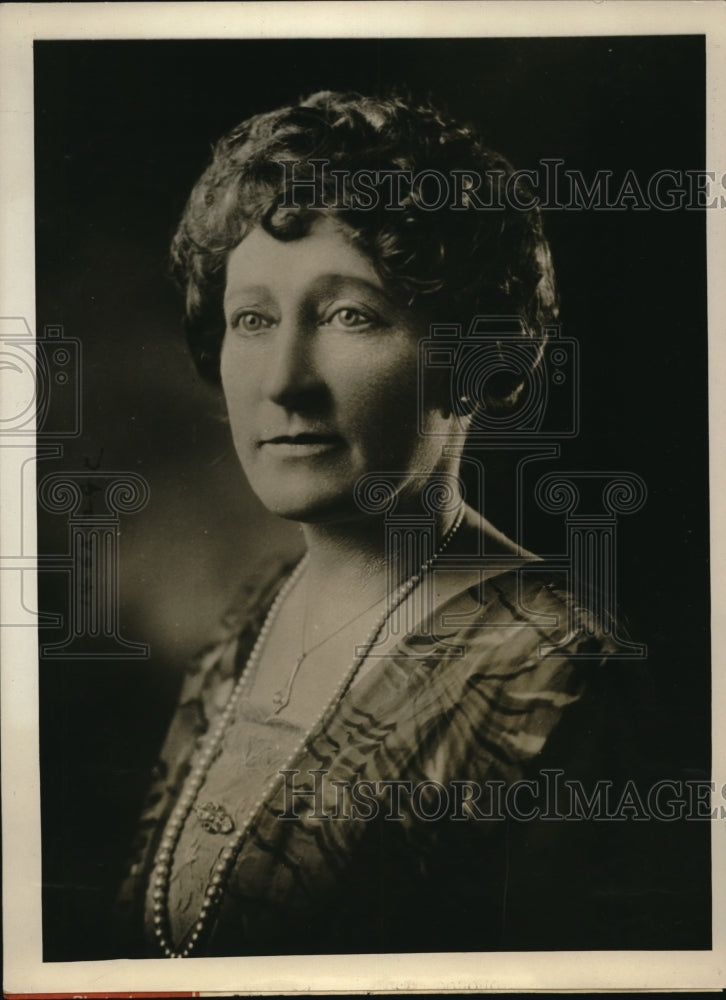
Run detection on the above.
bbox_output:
[299,501,465,605]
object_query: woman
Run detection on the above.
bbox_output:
[115,91,651,957]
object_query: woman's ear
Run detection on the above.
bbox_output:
[452,392,475,418]
[423,364,456,420]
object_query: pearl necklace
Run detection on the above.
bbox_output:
[151,506,465,958]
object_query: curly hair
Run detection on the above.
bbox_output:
[170,90,558,393]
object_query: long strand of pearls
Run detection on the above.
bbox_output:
[151,506,464,957]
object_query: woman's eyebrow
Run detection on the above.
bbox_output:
[310,273,393,302]
[223,283,272,306]
[224,274,395,309]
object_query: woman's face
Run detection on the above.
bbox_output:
[220,215,453,522]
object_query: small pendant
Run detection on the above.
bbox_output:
[195,801,235,835]
[271,688,290,714]
[271,654,305,714]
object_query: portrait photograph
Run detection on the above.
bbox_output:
[1,1,725,995]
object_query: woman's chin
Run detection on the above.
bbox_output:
[254,487,359,525]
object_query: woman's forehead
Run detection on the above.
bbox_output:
[224,215,382,300]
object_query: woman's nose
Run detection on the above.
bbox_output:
[263,320,324,410]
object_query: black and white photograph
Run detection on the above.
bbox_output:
[1,1,725,994]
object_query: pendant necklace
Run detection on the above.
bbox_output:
[270,567,389,715]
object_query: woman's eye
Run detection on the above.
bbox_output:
[229,311,271,333]
[324,306,377,330]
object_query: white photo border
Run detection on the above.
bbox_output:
[1,1,724,994]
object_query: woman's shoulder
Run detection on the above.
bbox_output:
[389,533,637,775]
[475,562,617,655]
[413,561,619,681]
[381,557,651,792]
[441,506,622,662]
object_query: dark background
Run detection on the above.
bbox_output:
[35,36,710,959]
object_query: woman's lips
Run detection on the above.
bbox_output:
[259,433,344,457]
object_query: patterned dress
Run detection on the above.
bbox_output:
[115,556,657,956]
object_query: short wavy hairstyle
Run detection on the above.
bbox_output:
[170,90,558,394]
